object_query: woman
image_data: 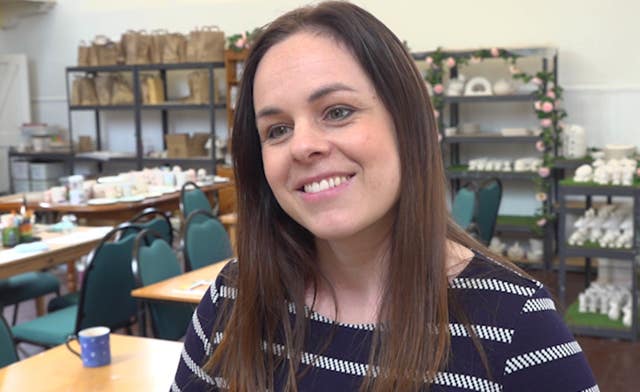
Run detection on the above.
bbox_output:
[173,2,597,391]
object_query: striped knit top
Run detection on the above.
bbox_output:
[172,252,598,391]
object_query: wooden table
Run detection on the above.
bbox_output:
[0,225,111,280]
[0,334,182,391]
[0,182,233,225]
[131,261,228,304]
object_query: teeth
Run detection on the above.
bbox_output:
[303,176,349,193]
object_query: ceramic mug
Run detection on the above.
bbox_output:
[65,326,111,367]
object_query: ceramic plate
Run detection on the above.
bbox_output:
[87,198,118,205]
[118,195,145,203]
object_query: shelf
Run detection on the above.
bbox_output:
[143,157,213,166]
[67,62,224,73]
[140,103,226,110]
[564,301,636,340]
[561,244,637,260]
[559,181,640,197]
[495,215,542,235]
[553,157,593,170]
[70,105,134,111]
[9,150,72,160]
[412,47,557,61]
[446,166,538,181]
[443,134,539,144]
[443,94,536,104]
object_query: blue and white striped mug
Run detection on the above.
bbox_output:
[65,326,111,367]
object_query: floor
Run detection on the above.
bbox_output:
[3,268,639,390]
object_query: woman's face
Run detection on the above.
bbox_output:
[253,31,401,242]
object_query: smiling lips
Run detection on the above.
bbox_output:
[302,175,351,193]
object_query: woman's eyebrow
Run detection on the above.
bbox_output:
[255,83,356,120]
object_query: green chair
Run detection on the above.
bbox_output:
[1,271,61,325]
[132,229,193,340]
[0,314,18,368]
[451,183,478,232]
[12,224,142,348]
[180,181,217,222]
[182,209,232,271]
[127,207,174,245]
[475,178,503,245]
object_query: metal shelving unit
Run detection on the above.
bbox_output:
[557,182,639,340]
[433,47,558,270]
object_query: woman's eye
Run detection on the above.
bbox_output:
[325,106,353,121]
[266,124,291,140]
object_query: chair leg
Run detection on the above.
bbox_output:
[12,303,19,326]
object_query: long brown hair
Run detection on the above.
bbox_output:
[208,1,502,390]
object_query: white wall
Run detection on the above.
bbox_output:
[0,0,638,213]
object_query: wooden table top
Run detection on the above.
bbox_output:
[131,261,229,304]
[0,182,232,215]
[0,334,182,391]
[0,225,111,279]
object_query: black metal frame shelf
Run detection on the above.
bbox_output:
[556,183,639,340]
[443,94,536,104]
[442,134,540,144]
[61,61,226,179]
[437,47,559,272]
[446,167,538,181]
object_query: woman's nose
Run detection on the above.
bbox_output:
[289,122,331,162]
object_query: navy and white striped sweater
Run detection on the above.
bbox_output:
[172,253,597,391]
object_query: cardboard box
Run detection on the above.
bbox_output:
[165,133,210,158]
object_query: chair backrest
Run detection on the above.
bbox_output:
[0,314,18,368]
[127,207,173,245]
[132,229,193,340]
[475,178,503,245]
[182,209,233,271]
[451,184,477,231]
[180,181,212,221]
[74,223,142,333]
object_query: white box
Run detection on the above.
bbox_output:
[10,159,30,180]
[13,179,30,193]
[29,179,59,192]
[29,162,66,180]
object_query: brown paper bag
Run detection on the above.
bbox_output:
[150,29,168,64]
[163,33,186,63]
[121,30,151,65]
[188,70,210,103]
[94,74,113,105]
[140,74,165,104]
[93,35,121,66]
[73,76,98,106]
[77,41,99,67]
[187,26,225,62]
[111,74,134,105]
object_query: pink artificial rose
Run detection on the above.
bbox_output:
[535,192,548,202]
[433,84,444,94]
[534,101,542,111]
[426,56,433,65]
[546,91,556,99]
[433,109,440,119]
[542,101,554,113]
[235,37,246,49]
[509,65,520,74]
[535,140,546,152]
[537,218,547,227]
[532,77,543,86]
[490,47,500,57]
[540,118,552,128]
[636,167,640,177]
[446,56,456,68]
[538,167,551,178]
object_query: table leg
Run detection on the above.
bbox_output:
[35,296,46,316]
[66,261,78,292]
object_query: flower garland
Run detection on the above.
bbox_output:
[423,47,566,227]
[227,28,261,52]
